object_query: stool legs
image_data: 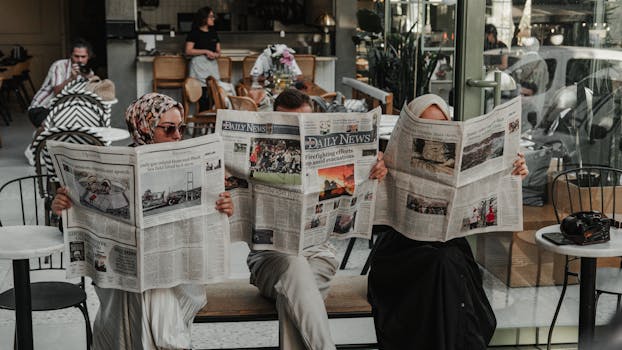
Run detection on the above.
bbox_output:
[12,259,33,350]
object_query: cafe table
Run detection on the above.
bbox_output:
[535,224,622,349]
[0,225,64,350]
[89,126,131,143]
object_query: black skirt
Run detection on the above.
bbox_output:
[368,229,496,350]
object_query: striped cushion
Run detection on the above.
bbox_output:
[31,126,108,181]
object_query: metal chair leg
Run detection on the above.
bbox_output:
[547,257,573,350]
[77,302,93,349]
[340,238,357,269]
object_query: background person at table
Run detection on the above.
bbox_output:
[368,94,528,350]
[246,88,387,349]
[185,6,223,110]
[484,24,508,71]
[51,93,234,350]
[250,44,303,84]
[28,38,94,128]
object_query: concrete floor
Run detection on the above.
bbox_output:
[0,105,619,349]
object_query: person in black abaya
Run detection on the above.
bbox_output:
[368,94,529,350]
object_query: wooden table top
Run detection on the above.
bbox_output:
[0,57,31,80]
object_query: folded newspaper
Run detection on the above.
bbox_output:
[375,96,524,241]
[47,135,230,292]
[217,108,382,254]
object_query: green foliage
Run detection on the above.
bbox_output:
[355,9,443,109]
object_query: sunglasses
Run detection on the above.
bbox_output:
[156,123,186,136]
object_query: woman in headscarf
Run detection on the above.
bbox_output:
[51,93,234,349]
[368,94,528,350]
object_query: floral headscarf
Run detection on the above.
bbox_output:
[406,94,450,120]
[125,93,184,145]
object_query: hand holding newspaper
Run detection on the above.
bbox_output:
[47,135,230,292]
[375,96,524,241]
[217,108,382,254]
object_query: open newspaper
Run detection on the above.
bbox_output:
[217,108,381,254]
[375,97,523,241]
[47,135,229,292]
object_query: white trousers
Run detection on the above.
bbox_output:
[247,250,339,350]
[92,284,206,350]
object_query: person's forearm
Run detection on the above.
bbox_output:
[185,47,210,56]
[52,76,75,95]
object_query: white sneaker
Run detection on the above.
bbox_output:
[24,144,35,166]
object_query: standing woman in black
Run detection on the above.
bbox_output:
[185,6,222,109]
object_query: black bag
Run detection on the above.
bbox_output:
[11,45,28,61]
[561,211,611,245]
[310,92,348,113]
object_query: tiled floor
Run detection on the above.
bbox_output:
[1,107,619,349]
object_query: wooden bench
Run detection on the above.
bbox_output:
[195,275,376,349]
[342,77,394,115]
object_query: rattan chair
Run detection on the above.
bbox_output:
[183,77,216,137]
[242,54,260,81]
[217,56,233,82]
[152,55,188,92]
[0,174,92,349]
[229,95,258,111]
[235,82,249,97]
[44,89,111,129]
[32,126,107,186]
[206,76,228,110]
[293,54,316,82]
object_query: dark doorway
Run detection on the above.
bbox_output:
[67,0,107,78]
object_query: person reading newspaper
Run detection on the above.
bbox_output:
[368,94,528,350]
[246,88,387,349]
[51,93,234,349]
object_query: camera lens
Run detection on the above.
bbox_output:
[79,64,90,74]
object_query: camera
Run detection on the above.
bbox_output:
[561,211,610,245]
[79,64,90,74]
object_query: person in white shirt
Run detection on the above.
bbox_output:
[28,38,94,128]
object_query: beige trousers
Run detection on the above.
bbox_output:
[247,250,339,350]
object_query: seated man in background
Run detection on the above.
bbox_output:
[28,38,94,128]
[246,88,387,349]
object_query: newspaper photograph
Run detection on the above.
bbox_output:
[375,97,523,241]
[48,135,230,292]
[217,108,381,254]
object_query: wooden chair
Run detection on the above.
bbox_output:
[342,77,394,114]
[294,54,316,82]
[228,95,258,111]
[235,82,249,97]
[152,55,187,92]
[206,76,228,110]
[242,54,259,81]
[217,56,232,82]
[0,174,93,349]
[311,92,346,112]
[182,77,216,137]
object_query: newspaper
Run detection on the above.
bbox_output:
[47,135,230,292]
[217,108,381,254]
[375,97,524,241]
